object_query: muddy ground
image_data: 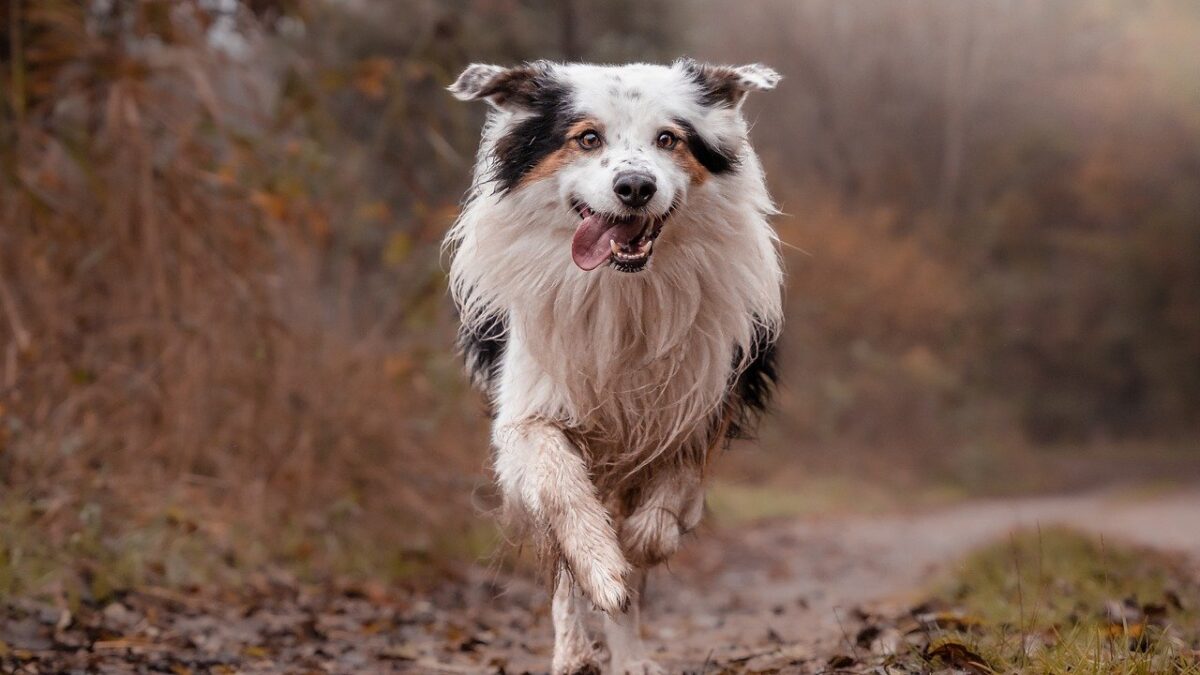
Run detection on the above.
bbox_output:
[3,489,1198,674]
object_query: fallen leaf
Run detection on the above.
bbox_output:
[925,640,993,674]
[826,653,856,668]
[250,191,287,220]
[242,645,270,658]
[914,609,984,633]
[379,644,419,661]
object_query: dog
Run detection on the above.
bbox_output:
[447,59,783,675]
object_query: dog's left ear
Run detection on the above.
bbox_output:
[448,62,549,111]
[679,59,781,108]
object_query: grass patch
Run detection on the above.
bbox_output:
[705,477,965,525]
[0,498,236,606]
[883,528,1200,674]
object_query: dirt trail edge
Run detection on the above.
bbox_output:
[493,488,1200,673]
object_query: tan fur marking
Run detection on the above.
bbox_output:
[519,119,604,187]
[566,118,604,139]
[665,125,709,185]
[520,147,574,186]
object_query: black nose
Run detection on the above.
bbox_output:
[613,172,657,208]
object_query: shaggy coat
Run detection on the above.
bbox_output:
[448,59,783,675]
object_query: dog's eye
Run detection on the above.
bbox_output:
[656,131,678,150]
[577,131,602,150]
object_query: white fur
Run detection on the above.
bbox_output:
[494,421,631,615]
[604,570,663,675]
[448,60,783,673]
[552,567,601,674]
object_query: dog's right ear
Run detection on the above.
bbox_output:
[677,58,781,109]
[448,63,546,110]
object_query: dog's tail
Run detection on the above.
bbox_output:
[494,423,630,614]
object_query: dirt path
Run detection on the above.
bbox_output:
[499,488,1200,673]
[4,488,1198,674]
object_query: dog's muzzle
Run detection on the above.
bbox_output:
[570,200,674,273]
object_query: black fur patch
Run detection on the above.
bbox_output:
[725,323,779,440]
[491,77,577,193]
[681,58,742,108]
[459,312,508,390]
[675,119,738,175]
[474,63,545,108]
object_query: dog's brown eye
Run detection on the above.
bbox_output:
[577,131,602,150]
[656,131,678,150]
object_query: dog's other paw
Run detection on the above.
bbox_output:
[611,658,667,675]
[620,506,683,566]
[560,513,631,613]
[572,551,630,614]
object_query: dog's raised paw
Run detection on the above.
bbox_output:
[566,536,631,614]
[575,560,629,615]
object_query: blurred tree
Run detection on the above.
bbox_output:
[1,0,1198,585]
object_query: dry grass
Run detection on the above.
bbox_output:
[917,529,1200,674]
[0,1,494,601]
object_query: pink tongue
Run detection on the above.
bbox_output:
[571,214,644,271]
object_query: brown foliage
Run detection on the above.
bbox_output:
[0,1,488,584]
[0,0,1198,588]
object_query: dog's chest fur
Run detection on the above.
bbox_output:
[506,256,743,475]
[456,195,781,490]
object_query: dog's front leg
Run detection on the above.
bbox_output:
[602,464,704,674]
[603,568,665,675]
[551,567,601,675]
[494,421,631,614]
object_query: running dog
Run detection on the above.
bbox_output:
[447,59,783,675]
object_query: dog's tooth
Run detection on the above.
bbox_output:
[610,239,621,255]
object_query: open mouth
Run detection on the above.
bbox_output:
[569,199,674,273]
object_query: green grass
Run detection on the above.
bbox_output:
[0,498,242,606]
[914,528,1200,674]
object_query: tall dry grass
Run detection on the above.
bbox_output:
[0,2,492,593]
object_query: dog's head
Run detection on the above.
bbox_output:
[450,60,779,273]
